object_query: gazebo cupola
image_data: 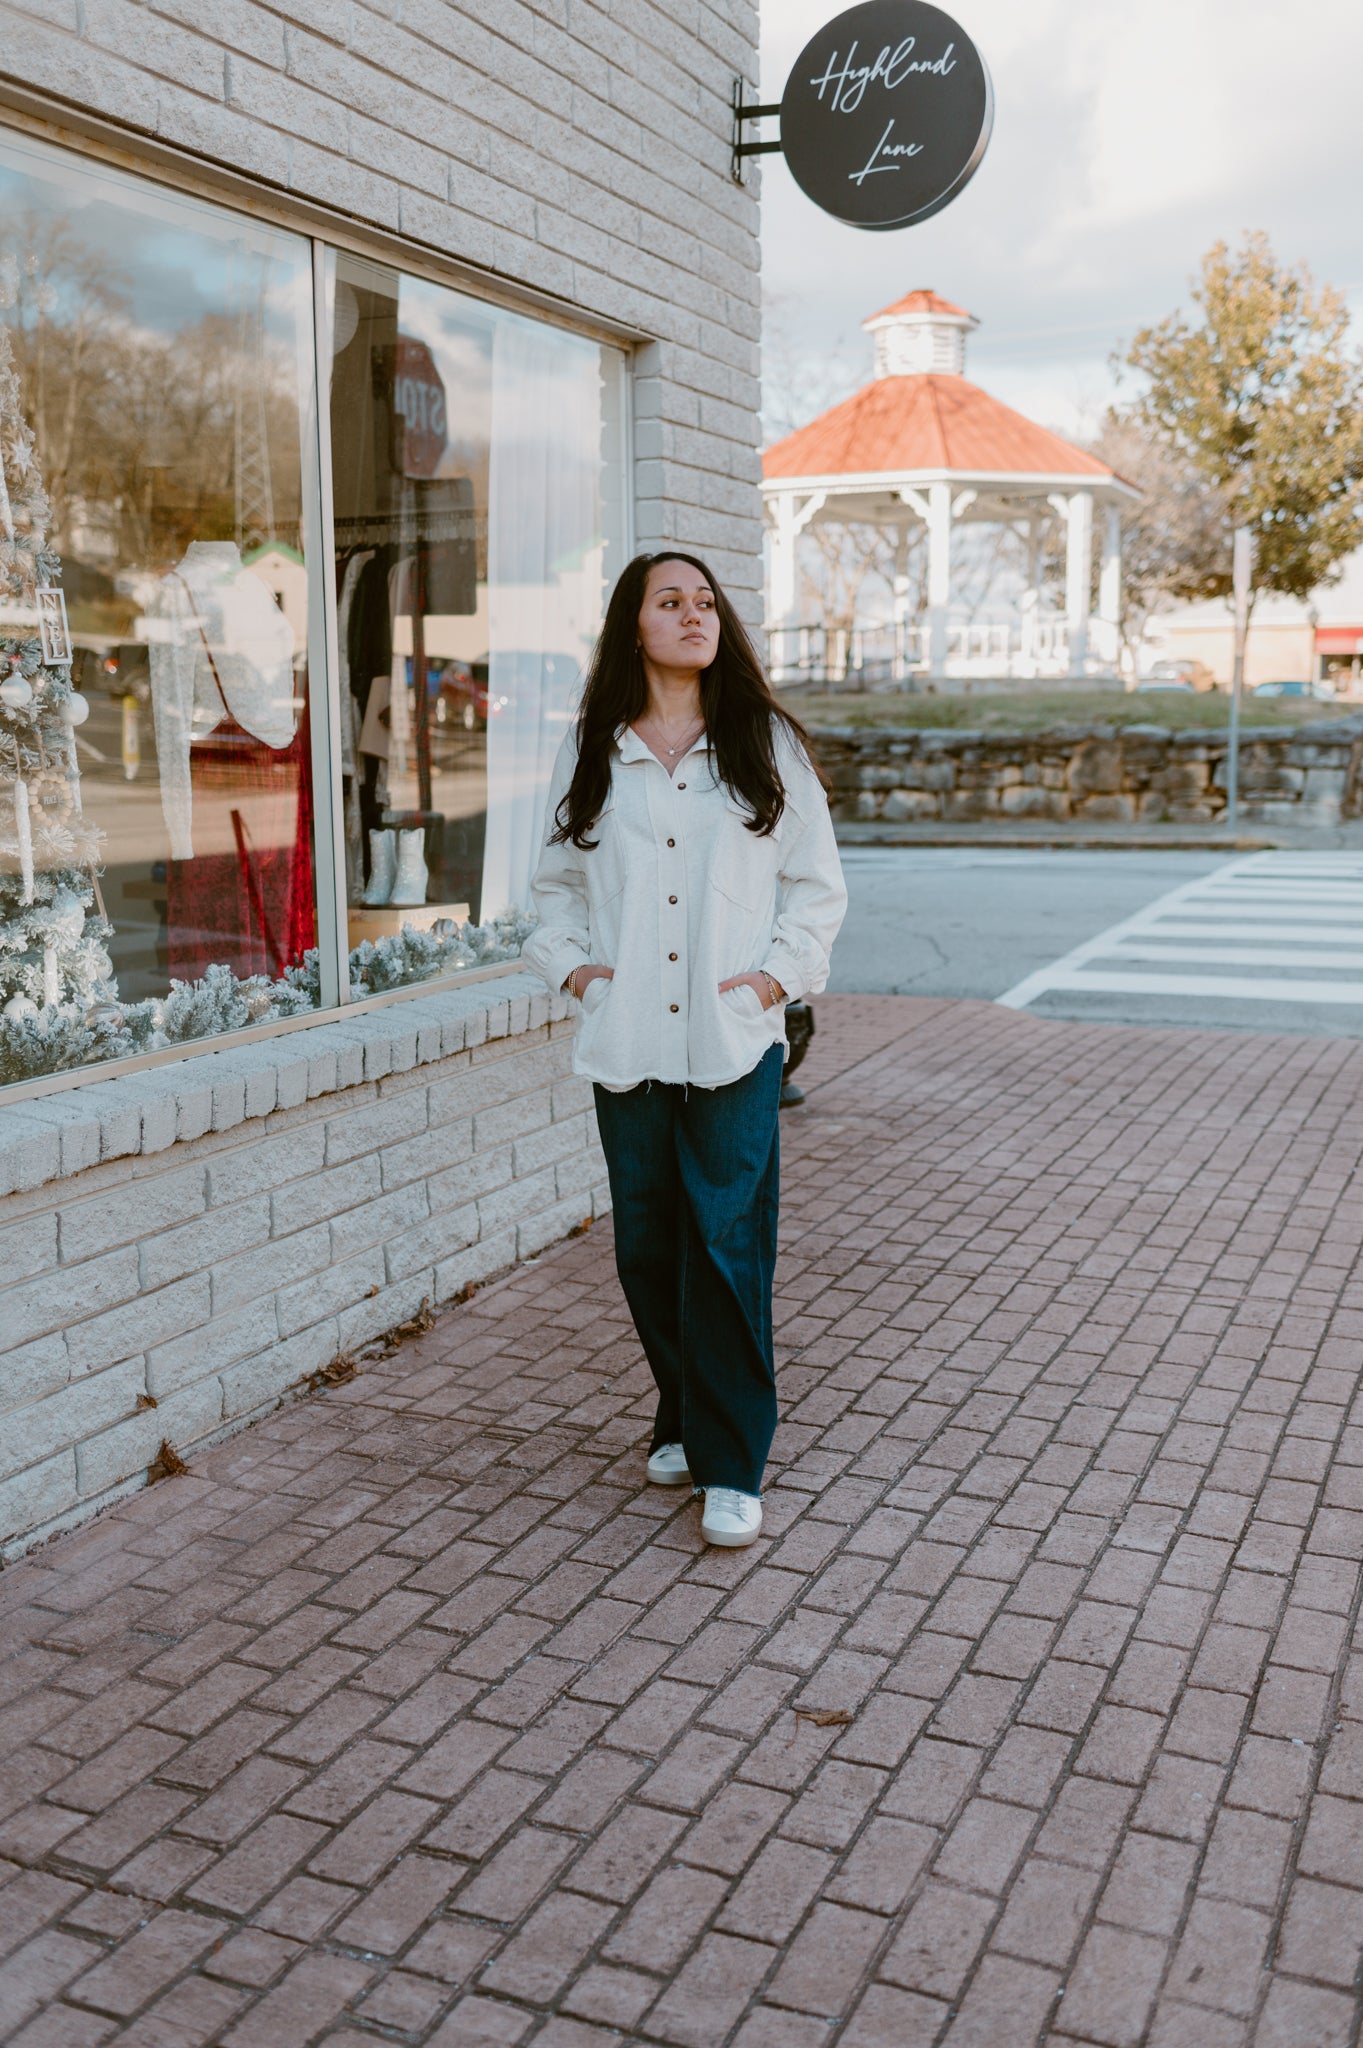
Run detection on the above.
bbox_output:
[864,290,978,378]
[762,291,1139,682]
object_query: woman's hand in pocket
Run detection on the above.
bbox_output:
[719,971,785,1011]
[566,965,614,1000]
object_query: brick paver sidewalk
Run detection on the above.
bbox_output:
[4,995,1363,2048]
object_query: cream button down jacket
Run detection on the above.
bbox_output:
[523,722,847,1091]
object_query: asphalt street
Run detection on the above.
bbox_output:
[832,845,1363,1037]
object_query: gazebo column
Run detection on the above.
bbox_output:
[926,480,952,676]
[1052,490,1093,673]
[765,488,826,648]
[767,490,801,629]
[891,526,913,680]
[1098,503,1122,665]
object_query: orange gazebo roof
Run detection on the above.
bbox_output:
[763,374,1118,484]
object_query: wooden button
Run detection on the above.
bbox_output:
[669,1003,679,1013]
[667,838,676,847]
[668,895,678,905]
[677,782,686,790]
[669,952,678,962]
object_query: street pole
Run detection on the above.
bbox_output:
[1226,526,1253,834]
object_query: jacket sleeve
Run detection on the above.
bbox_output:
[761,744,848,1003]
[521,731,593,997]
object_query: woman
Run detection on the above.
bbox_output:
[524,552,846,1547]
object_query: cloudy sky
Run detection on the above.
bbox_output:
[759,0,1363,440]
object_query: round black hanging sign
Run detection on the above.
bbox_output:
[779,0,992,232]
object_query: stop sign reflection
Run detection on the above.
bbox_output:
[394,334,448,478]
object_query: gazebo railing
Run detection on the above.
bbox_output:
[765,622,927,689]
[764,613,1123,687]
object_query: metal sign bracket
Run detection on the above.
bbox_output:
[732,79,782,184]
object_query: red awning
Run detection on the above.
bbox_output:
[1315,627,1363,653]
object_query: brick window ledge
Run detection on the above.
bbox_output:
[0,972,568,1197]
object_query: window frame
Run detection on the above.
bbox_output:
[0,107,637,1108]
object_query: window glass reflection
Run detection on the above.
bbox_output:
[328,252,626,991]
[0,131,319,1083]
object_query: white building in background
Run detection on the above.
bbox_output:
[1145,547,1363,694]
[762,291,1138,687]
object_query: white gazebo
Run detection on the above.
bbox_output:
[763,291,1140,683]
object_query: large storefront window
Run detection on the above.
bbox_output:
[326,253,625,990]
[0,131,322,1084]
[0,127,628,1087]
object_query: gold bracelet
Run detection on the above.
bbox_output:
[762,971,785,1008]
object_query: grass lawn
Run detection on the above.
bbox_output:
[789,687,1363,734]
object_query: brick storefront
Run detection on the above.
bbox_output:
[0,0,763,1550]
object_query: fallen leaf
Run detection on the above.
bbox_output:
[307,1352,358,1391]
[391,1297,435,1340]
[794,1708,854,1728]
[154,1439,189,1479]
[135,1393,158,1412]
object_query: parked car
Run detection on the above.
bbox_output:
[1144,657,1216,690]
[92,642,151,705]
[434,661,492,728]
[1136,676,1195,693]
[1251,680,1333,699]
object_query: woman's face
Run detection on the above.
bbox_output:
[637,560,721,675]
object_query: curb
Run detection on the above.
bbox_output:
[833,826,1277,852]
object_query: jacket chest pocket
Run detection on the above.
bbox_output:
[585,801,629,910]
[710,793,782,913]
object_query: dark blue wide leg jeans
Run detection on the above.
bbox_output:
[593,1042,783,1497]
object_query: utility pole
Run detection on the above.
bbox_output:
[1226,526,1253,833]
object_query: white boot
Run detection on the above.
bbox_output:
[389,828,429,907]
[361,828,396,905]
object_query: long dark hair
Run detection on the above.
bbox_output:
[552,550,821,848]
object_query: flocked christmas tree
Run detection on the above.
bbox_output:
[0,257,127,1083]
[0,260,533,1085]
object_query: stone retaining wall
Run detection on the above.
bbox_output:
[814,719,1363,826]
[0,973,606,1557]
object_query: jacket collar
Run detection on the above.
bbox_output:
[614,723,710,766]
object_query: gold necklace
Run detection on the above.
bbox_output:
[641,711,704,758]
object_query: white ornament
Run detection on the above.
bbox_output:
[3,994,38,1020]
[0,676,29,710]
[61,691,90,726]
[43,946,59,1008]
[37,587,73,667]
[13,776,33,904]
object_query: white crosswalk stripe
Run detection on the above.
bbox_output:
[997,852,1363,1015]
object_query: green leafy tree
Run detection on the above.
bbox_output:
[1123,232,1363,607]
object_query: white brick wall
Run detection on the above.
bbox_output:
[0,976,611,1556]
[0,0,763,1551]
[0,0,765,605]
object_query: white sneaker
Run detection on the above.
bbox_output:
[701,1487,763,1547]
[646,1442,692,1487]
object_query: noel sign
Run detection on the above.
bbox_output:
[393,335,448,479]
[742,0,992,232]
